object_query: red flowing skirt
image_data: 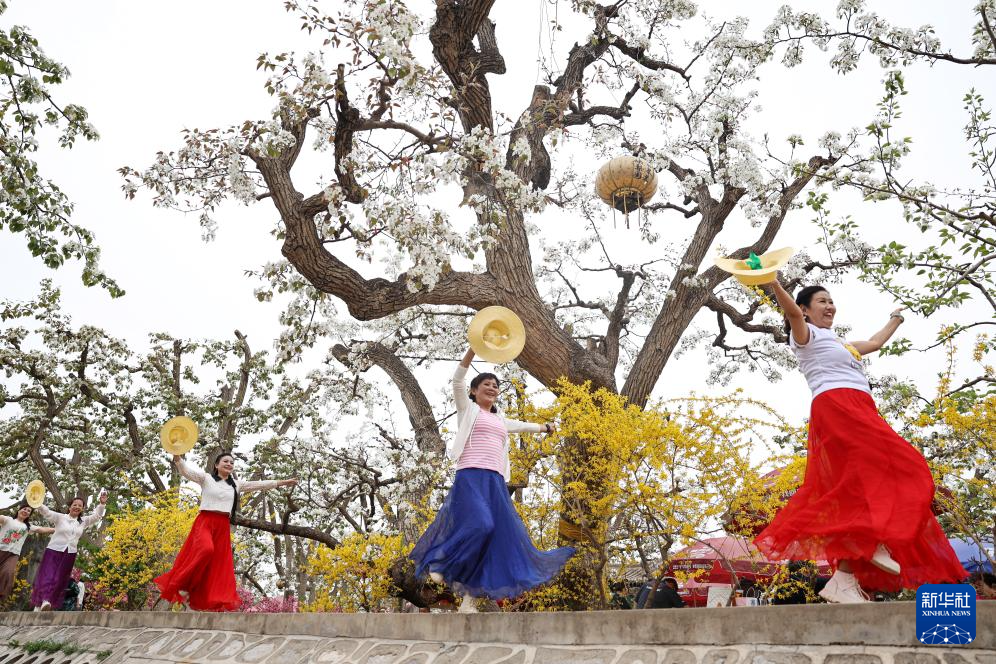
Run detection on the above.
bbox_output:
[154,511,240,611]
[755,388,967,591]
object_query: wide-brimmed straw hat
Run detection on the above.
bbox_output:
[160,416,199,455]
[25,480,46,508]
[468,306,526,364]
[714,247,795,286]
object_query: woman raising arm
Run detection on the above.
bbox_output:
[154,451,296,612]
[755,280,965,603]
[0,504,55,605]
[410,347,573,613]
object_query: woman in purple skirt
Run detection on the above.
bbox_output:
[31,491,107,611]
[410,347,575,612]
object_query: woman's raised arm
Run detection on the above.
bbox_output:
[452,347,474,412]
[769,280,810,346]
[851,309,905,356]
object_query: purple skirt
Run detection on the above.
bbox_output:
[30,548,76,607]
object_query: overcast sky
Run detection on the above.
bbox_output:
[2,0,991,432]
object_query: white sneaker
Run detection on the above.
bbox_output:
[819,571,870,604]
[40,600,52,611]
[458,594,478,613]
[870,544,900,575]
[429,572,444,584]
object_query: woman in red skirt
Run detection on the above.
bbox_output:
[755,282,967,603]
[155,452,297,611]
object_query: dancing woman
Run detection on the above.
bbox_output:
[0,504,54,604]
[154,452,297,611]
[755,282,966,603]
[410,347,575,612]
[31,492,107,611]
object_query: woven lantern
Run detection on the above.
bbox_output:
[595,155,658,226]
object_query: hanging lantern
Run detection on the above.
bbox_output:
[595,155,658,227]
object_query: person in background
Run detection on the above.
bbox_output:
[768,561,820,605]
[31,492,107,611]
[636,576,685,609]
[0,503,55,605]
[59,574,84,611]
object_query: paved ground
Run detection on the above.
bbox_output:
[0,603,992,664]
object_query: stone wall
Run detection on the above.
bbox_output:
[0,602,993,664]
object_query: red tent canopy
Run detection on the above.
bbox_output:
[665,536,831,607]
[666,536,782,585]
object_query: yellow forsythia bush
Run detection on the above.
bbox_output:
[304,532,408,613]
[506,379,799,609]
[88,490,198,610]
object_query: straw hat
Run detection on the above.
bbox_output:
[713,247,795,286]
[468,306,526,364]
[160,416,199,455]
[25,480,46,508]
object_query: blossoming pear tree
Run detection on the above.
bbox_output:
[0,1,120,296]
[116,0,996,604]
[761,0,995,394]
[122,0,851,409]
[0,282,438,601]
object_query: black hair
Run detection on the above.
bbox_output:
[469,373,500,414]
[212,451,239,524]
[783,285,829,343]
[14,501,32,528]
[69,496,86,523]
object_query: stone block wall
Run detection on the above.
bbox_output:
[0,603,992,664]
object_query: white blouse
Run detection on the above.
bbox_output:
[177,459,283,514]
[35,504,105,554]
[790,323,871,399]
[0,517,31,555]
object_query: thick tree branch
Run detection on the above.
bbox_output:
[218,330,251,449]
[331,341,444,455]
[703,155,839,290]
[705,295,785,340]
[604,268,636,370]
[608,37,690,81]
[235,514,340,549]
[430,0,500,132]
[623,155,835,406]
[333,64,367,204]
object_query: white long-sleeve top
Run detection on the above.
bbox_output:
[35,504,105,553]
[447,365,544,482]
[176,458,283,513]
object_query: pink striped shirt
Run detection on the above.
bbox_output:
[456,408,507,474]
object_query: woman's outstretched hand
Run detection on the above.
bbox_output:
[98,490,109,505]
[279,479,299,488]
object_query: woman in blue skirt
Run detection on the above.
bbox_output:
[410,347,575,612]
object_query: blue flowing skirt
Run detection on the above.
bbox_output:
[410,468,575,599]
